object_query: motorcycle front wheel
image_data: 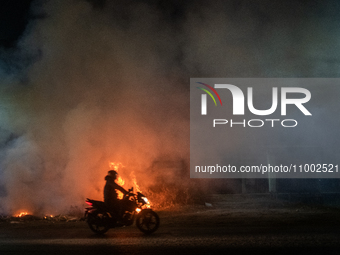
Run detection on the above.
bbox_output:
[136,210,160,234]
[87,211,110,234]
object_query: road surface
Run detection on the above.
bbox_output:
[1,195,340,254]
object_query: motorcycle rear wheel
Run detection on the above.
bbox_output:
[87,212,110,234]
[136,210,160,234]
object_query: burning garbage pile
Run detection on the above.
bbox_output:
[0,204,85,223]
[0,158,203,222]
[0,212,83,223]
[108,161,202,209]
[110,161,205,209]
[109,162,151,210]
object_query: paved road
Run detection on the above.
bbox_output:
[1,202,340,254]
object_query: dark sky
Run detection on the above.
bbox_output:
[0,0,33,48]
[0,0,338,48]
[0,0,187,48]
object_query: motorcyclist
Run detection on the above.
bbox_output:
[104,170,128,220]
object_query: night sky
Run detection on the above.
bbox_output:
[0,0,33,48]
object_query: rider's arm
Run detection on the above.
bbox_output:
[114,182,128,195]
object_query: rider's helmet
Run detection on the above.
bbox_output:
[108,170,118,179]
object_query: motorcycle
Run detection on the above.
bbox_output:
[84,187,160,234]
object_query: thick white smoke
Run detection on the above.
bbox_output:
[0,0,190,215]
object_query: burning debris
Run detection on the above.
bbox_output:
[105,160,203,209]
[0,214,83,223]
[42,215,80,222]
[108,162,152,208]
[16,212,28,217]
[0,204,86,223]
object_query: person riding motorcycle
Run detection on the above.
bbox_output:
[86,171,160,234]
[104,170,128,220]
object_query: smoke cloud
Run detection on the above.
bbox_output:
[0,0,191,215]
[0,0,340,215]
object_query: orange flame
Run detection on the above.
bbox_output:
[130,172,152,208]
[16,212,29,217]
[108,162,152,207]
[130,171,142,193]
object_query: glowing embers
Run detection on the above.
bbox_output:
[16,211,29,217]
[43,215,54,220]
